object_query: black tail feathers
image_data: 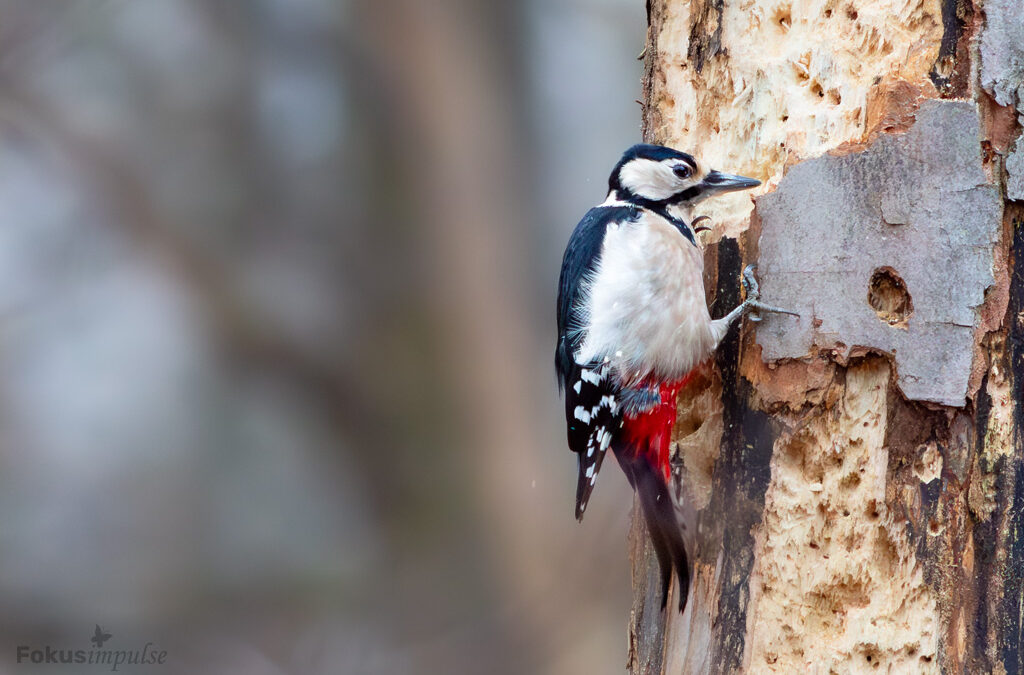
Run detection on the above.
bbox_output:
[574,451,601,521]
[616,452,691,612]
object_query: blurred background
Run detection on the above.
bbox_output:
[0,1,647,673]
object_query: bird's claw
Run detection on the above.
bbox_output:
[747,299,800,320]
[742,264,760,299]
[741,264,800,321]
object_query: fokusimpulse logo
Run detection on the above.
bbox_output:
[16,626,167,671]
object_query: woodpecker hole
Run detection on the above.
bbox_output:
[868,267,912,328]
[774,7,792,29]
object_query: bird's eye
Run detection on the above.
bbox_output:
[673,165,692,179]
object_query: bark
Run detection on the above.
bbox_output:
[629,0,1024,673]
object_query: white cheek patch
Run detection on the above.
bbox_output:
[619,159,676,201]
[619,158,699,201]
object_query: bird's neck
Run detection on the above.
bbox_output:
[609,191,697,245]
[651,204,696,245]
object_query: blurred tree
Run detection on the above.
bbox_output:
[0,1,647,672]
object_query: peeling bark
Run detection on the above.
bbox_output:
[630,0,1024,672]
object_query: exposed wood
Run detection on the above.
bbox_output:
[630,0,1024,672]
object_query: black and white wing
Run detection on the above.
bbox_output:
[556,204,639,519]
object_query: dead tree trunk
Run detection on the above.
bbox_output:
[629,1,1024,672]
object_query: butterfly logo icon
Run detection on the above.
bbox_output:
[91,625,112,648]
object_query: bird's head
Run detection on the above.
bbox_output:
[608,144,760,218]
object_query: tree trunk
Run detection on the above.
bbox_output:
[629,1,1024,672]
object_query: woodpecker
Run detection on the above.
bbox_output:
[555,144,796,612]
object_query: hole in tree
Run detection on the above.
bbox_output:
[868,267,912,328]
[774,7,792,29]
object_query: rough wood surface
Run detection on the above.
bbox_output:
[631,0,1024,672]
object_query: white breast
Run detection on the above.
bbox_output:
[576,211,714,382]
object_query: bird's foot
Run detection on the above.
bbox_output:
[619,385,661,416]
[742,264,760,297]
[741,264,800,322]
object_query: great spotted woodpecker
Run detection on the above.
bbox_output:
[555,144,796,611]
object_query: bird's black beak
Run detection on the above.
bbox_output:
[701,170,761,196]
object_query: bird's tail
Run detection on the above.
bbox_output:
[614,376,691,612]
[614,448,690,612]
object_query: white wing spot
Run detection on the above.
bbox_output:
[580,368,602,385]
[573,380,582,394]
[573,406,592,423]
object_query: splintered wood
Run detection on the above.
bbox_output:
[645,0,944,239]
[744,360,938,672]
